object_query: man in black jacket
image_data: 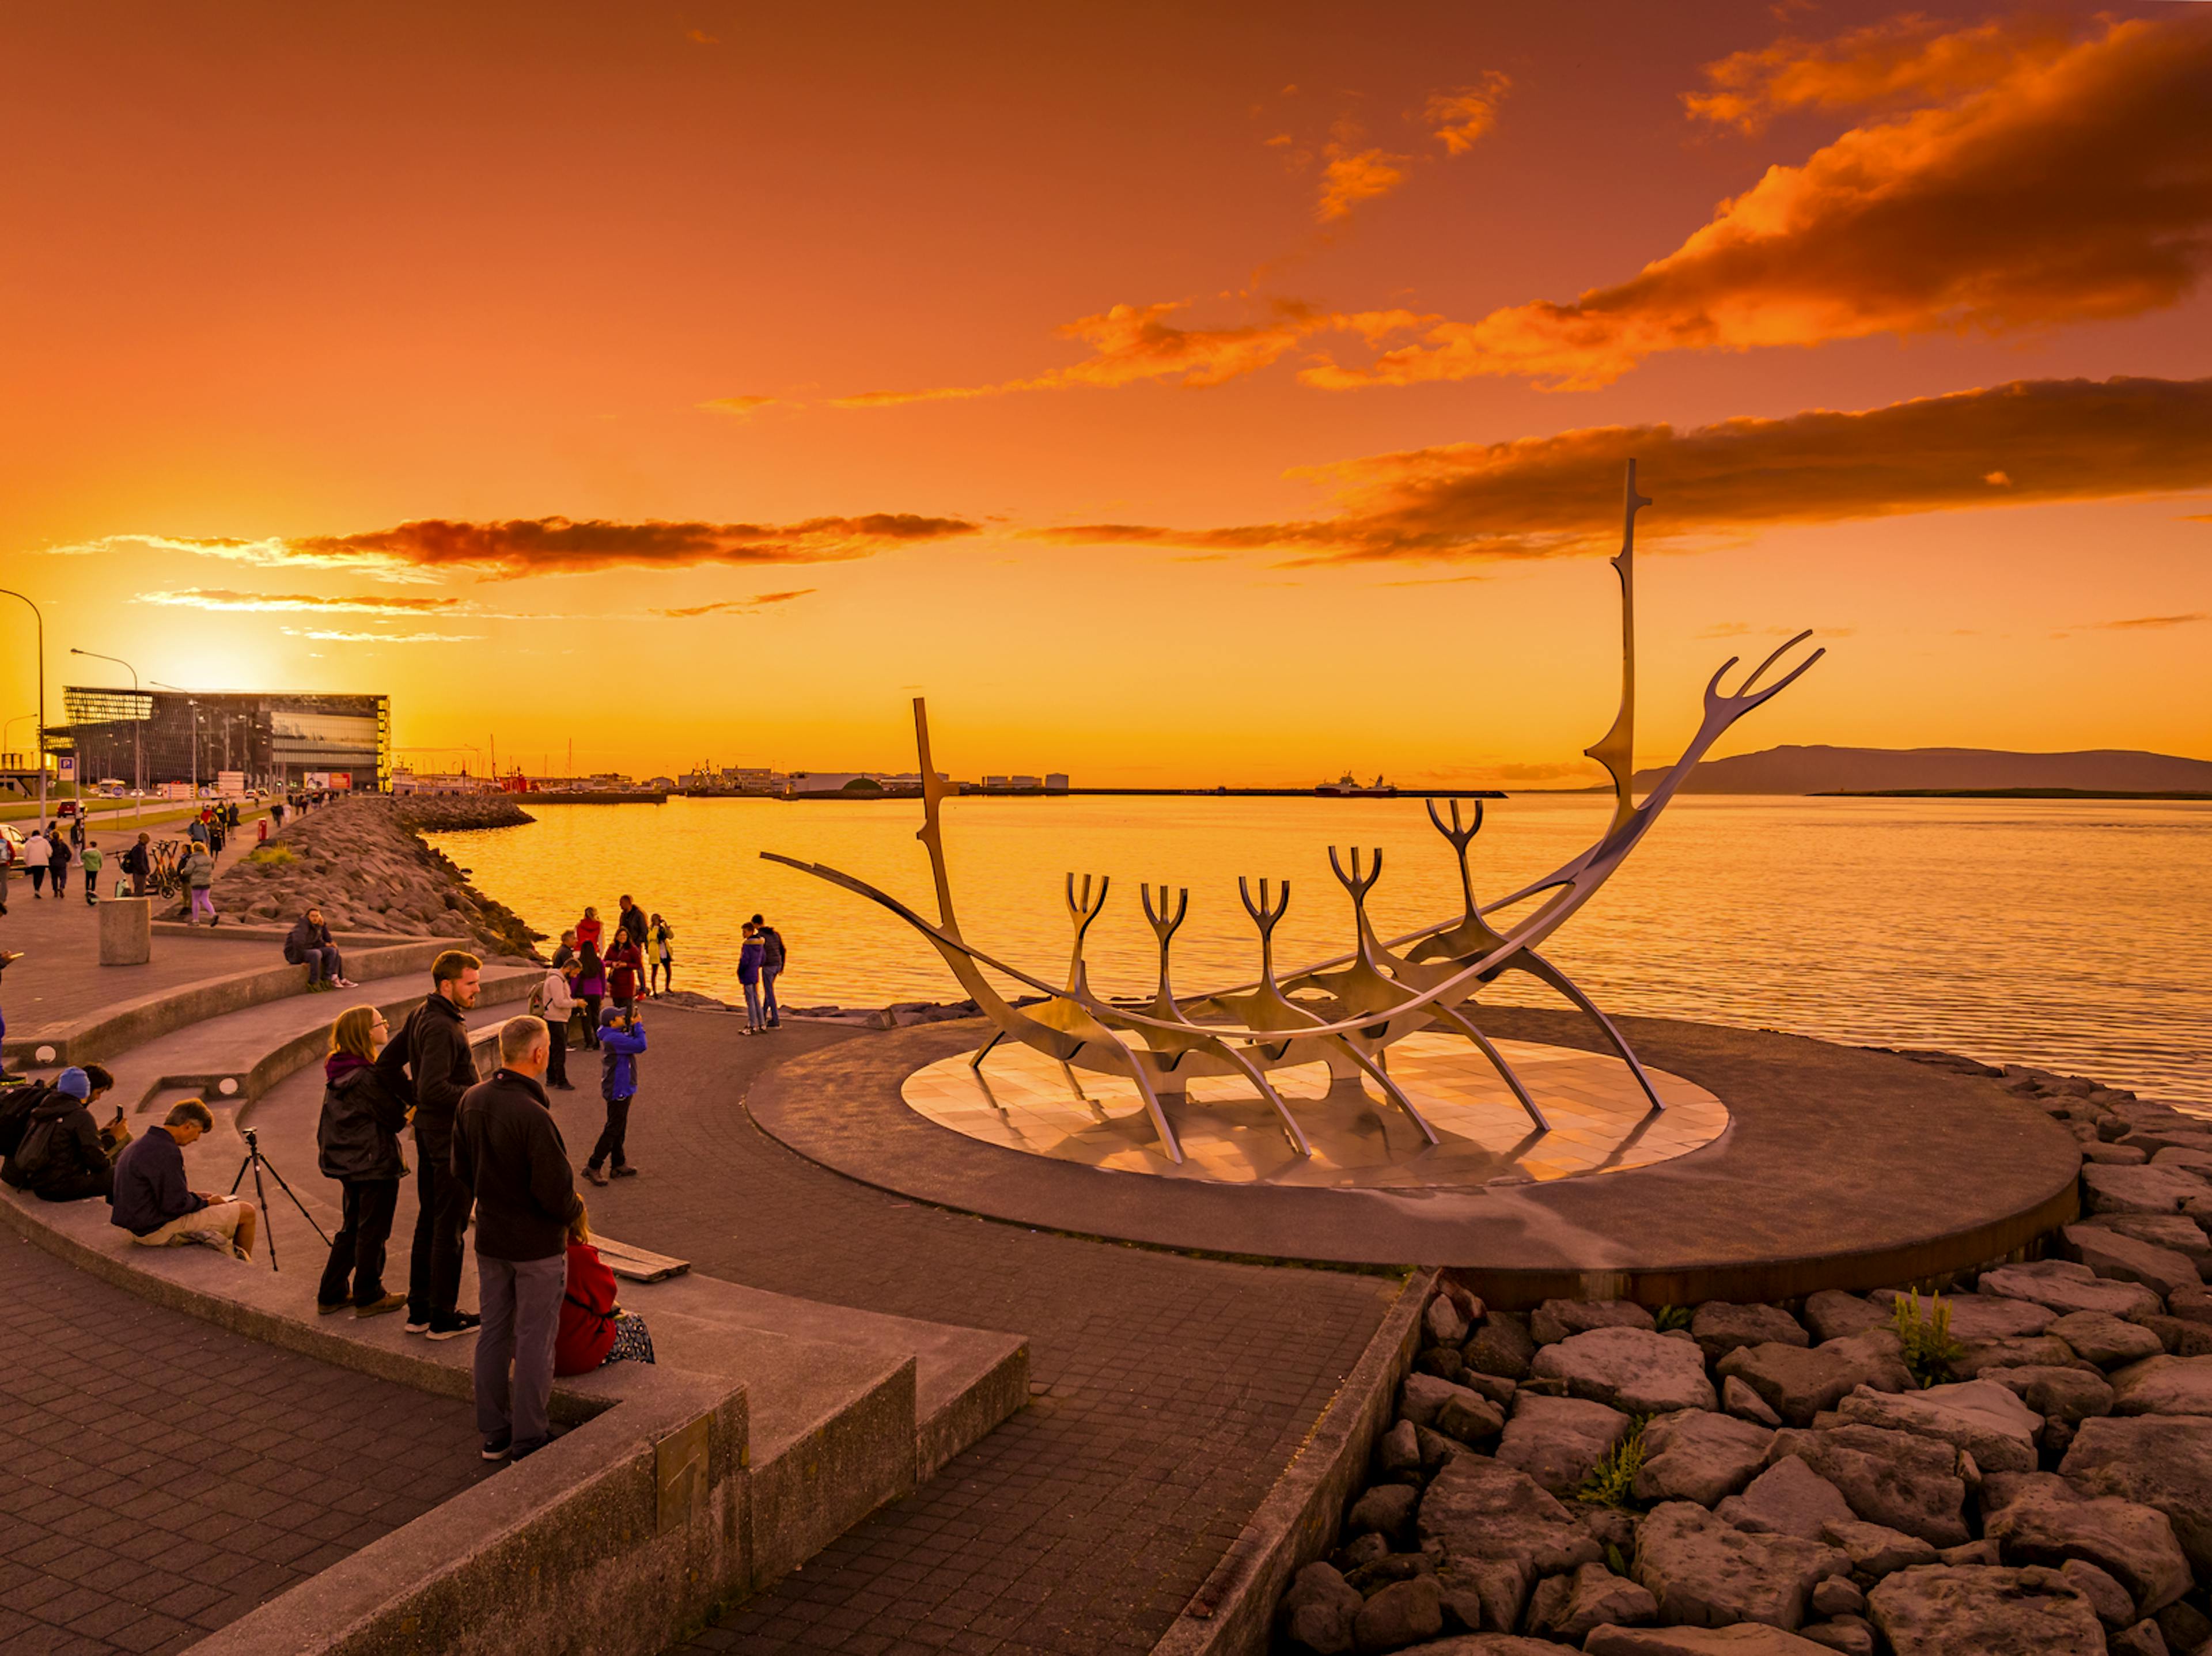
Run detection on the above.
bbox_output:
[376,949,483,1339]
[284,907,351,992]
[3,1067,120,1201]
[453,1015,581,1462]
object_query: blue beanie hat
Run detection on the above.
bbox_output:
[56,1067,90,1100]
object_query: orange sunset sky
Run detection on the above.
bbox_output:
[3,1,2209,786]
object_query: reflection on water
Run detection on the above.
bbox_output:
[427,794,2212,1105]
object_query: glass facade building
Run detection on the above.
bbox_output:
[58,688,391,791]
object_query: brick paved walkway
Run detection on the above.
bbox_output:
[557,1011,1400,1656]
[0,1233,490,1654]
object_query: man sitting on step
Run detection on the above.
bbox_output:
[284,907,354,992]
[2,1067,126,1202]
[109,1100,258,1260]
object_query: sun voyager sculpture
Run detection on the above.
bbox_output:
[766,463,1823,1165]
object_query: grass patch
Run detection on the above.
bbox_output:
[244,844,294,866]
[1891,1290,1965,1388]
[1654,1304,1693,1333]
[1577,1416,1649,1509]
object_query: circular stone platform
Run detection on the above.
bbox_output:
[749,1006,2083,1301]
[900,1034,1728,1188]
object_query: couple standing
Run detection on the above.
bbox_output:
[736,914,784,1034]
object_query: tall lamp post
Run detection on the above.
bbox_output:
[0,588,47,831]
[70,647,145,827]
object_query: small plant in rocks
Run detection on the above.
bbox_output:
[1576,1415,1649,1508]
[1891,1290,1964,1386]
[1653,1303,1692,1332]
[244,844,293,865]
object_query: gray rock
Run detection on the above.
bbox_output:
[1827,1380,2042,1473]
[1531,1298,1656,1345]
[1767,1424,1970,1546]
[1353,1575,1442,1653]
[2157,1600,2212,1655]
[1425,1295,1470,1348]
[1982,1471,2191,1615]
[2135,1316,2212,1359]
[1724,1375,1784,1427]
[1694,1303,1810,1364]
[2172,1285,2212,1327]
[1938,1538,2002,1565]
[1982,1363,2116,1424]
[1630,1500,1849,1630]
[1869,1290,2055,1341]
[1950,1334,2093,1380]
[1809,1577,1865,1619]
[1525,1559,1657,1640]
[1802,1292,1888,1343]
[1416,1453,1601,1634]
[1980,1259,2164,1319]
[2110,1355,2212,1418]
[1715,1332,1914,1427]
[2084,1214,2212,1273]
[1635,1409,1777,1508]
[2088,1144,2153,1165]
[1378,1419,1422,1476]
[2061,1416,2212,1577]
[1464,1314,1536,1382]
[1414,1424,1473,1478]
[1282,1560,1364,1654]
[1416,1345,1468,1383]
[1346,1553,1436,1596]
[1817,1518,1939,1578]
[1453,1370,1516,1409]
[1531,1327,1719,1415]
[1493,1392,1631,1500]
[2053,1312,2170,1368]
[1340,1532,1392,1572]
[2112,1620,2171,1656]
[1434,1394,1505,1447]
[2153,1146,2212,1177]
[2086,1164,2212,1217]
[1349,1483,1419,1538]
[1866,1563,2108,1655]
[2060,1556,2139,1627]
[1585,1629,1839,1655]
[1403,1373,1499,1434]
[1794,1619,1875,1656]
[2067,1225,2205,1299]
[1387,1636,1559,1654]
[1717,1458,1855,1540]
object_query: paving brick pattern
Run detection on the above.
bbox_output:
[0,1233,489,1654]
[563,1014,1398,1656]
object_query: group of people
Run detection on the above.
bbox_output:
[2,816,101,908]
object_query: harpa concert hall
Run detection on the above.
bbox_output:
[59,687,391,791]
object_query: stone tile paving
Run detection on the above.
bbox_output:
[0,1231,490,1654]
[566,1012,1399,1656]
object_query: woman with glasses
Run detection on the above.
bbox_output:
[315,1005,412,1316]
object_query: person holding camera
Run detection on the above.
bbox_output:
[584,1004,646,1185]
[315,1007,411,1317]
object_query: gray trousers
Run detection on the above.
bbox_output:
[475,1252,566,1445]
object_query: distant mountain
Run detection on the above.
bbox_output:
[1626,745,2212,795]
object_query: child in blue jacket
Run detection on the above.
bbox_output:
[586,1005,647,1186]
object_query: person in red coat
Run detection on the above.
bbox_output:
[554,1205,656,1376]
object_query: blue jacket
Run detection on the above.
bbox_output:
[599,1015,647,1101]
[738,936,765,985]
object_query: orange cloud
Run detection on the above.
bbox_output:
[2090,613,2208,631]
[1426,75,1512,154]
[1307,13,2212,390]
[282,628,485,644]
[137,588,466,613]
[699,395,779,417]
[652,589,817,617]
[835,299,1430,407]
[1031,375,2212,562]
[1316,145,1408,222]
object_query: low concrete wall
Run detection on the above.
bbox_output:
[1150,1268,1435,1656]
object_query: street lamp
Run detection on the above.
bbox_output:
[0,588,47,831]
[70,647,145,826]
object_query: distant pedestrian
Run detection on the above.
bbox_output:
[555,1203,655,1375]
[314,1007,410,1318]
[576,905,603,952]
[551,929,577,971]
[46,834,71,899]
[649,913,674,996]
[78,840,101,905]
[573,941,606,1047]
[616,895,649,954]
[0,832,13,913]
[271,800,286,828]
[453,1015,581,1463]
[604,932,643,1016]
[533,958,579,1090]
[188,815,209,848]
[67,814,85,851]
[584,1005,646,1185]
[376,949,483,1340]
[122,833,152,896]
[737,922,766,1034]
[181,843,218,926]
[22,829,49,896]
[751,913,786,1029]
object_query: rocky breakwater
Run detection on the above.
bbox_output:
[211,796,542,960]
[1278,1090,2212,1655]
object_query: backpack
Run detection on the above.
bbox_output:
[0,1086,48,1158]
[11,1115,59,1181]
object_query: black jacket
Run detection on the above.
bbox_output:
[450,1068,581,1262]
[759,926,786,973]
[317,1057,409,1181]
[0,1085,50,1160]
[618,905,649,948]
[2,1094,101,1193]
[284,916,335,965]
[374,992,478,1159]
[120,842,151,877]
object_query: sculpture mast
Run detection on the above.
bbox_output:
[1584,460,1651,838]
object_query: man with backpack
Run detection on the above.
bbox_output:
[121,833,152,896]
[2,1067,124,1202]
[749,913,787,1029]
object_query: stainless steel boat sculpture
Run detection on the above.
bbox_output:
[764,462,1823,1165]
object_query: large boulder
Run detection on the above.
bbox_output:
[1950,1334,2093,1380]
[1416,1452,1601,1633]
[2065,1225,2205,1299]
[1635,1409,1777,1509]
[1694,1303,1810,1365]
[1532,1327,1719,1415]
[1493,1393,1631,1499]
[1526,1560,1659,1640]
[1869,1290,2055,1342]
[2061,1415,2212,1577]
[1425,1294,1471,1347]
[2084,1164,2212,1217]
[2109,1355,2212,1418]
[1349,1483,1419,1540]
[1801,1293,1887,1342]
[1715,1333,1913,1427]
[1766,1424,1970,1546]
[2082,1214,2212,1274]
[1826,1380,2042,1473]
[1631,1501,1849,1631]
[1402,1373,1507,1441]
[1979,1259,2163,1319]
[1981,1472,2191,1616]
[1981,1365,2116,1426]
[1586,1629,1839,1655]
[1282,1560,1365,1654]
[1353,1575,1442,1653]
[2052,1312,2169,1368]
[1716,1458,1855,1540]
[1531,1299,1656,1344]
[1464,1314,1537,1381]
[1865,1564,2109,1655]
[1817,1519,1939,1579]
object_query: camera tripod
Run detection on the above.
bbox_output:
[229,1126,329,1272]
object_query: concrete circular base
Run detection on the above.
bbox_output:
[746,1007,2083,1303]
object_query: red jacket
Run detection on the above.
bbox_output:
[555,1240,619,1374]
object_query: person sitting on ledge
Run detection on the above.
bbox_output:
[554,1200,655,1375]
[285,907,354,991]
[2,1066,126,1202]
[108,1099,257,1260]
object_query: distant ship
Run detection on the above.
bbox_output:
[1315,771,1397,797]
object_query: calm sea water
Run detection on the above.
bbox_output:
[427,794,2212,1106]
